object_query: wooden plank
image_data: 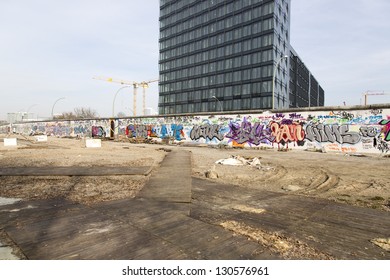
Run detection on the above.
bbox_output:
[57,225,158,260]
[0,166,152,176]
[138,150,192,203]
[292,222,389,260]
[146,214,278,260]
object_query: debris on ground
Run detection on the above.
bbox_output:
[215,155,261,167]
[205,165,219,179]
[371,238,390,251]
[220,220,334,260]
[231,205,266,214]
[282,185,303,192]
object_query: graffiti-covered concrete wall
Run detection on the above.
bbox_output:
[2,105,390,154]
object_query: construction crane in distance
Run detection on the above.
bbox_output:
[362,91,390,106]
[93,76,158,116]
[139,79,159,116]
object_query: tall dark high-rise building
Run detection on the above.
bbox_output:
[158,0,324,114]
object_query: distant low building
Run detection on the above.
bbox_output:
[8,112,28,124]
[7,112,41,123]
[144,107,158,116]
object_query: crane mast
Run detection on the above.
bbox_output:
[362,91,390,105]
[93,76,158,116]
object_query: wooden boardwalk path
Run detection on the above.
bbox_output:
[137,150,192,204]
[0,149,389,260]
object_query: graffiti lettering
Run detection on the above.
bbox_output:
[289,113,302,119]
[374,137,389,153]
[127,125,150,138]
[92,126,106,138]
[171,124,184,141]
[159,124,184,141]
[371,109,383,115]
[226,119,274,145]
[270,122,305,146]
[379,119,390,141]
[306,124,361,144]
[136,125,148,138]
[190,124,224,141]
[272,113,285,120]
[334,111,354,120]
[359,126,378,138]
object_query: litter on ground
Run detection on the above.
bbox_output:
[215,155,261,167]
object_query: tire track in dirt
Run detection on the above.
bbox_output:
[302,169,340,194]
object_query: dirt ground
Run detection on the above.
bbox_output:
[0,134,389,211]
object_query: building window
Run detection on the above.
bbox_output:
[261,81,272,93]
[233,99,242,110]
[233,85,241,96]
[242,98,251,109]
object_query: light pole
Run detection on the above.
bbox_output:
[26,104,38,121]
[212,95,223,112]
[51,97,66,119]
[124,107,135,116]
[272,55,288,110]
[113,86,132,117]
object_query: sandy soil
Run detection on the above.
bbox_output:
[0,136,166,205]
[0,134,389,212]
[190,145,390,212]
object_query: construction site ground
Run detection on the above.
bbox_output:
[0,135,389,260]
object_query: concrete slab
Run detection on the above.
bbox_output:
[0,197,21,206]
[0,242,19,260]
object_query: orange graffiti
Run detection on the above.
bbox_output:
[270,122,305,144]
[232,140,245,148]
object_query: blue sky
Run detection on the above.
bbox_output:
[0,0,389,120]
[291,0,390,107]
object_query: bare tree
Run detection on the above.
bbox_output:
[54,107,98,120]
[74,107,98,119]
[116,112,126,118]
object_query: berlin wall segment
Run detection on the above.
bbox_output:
[2,106,390,154]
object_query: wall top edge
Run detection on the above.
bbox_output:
[3,103,390,125]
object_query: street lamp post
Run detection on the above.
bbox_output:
[51,97,66,119]
[212,96,223,112]
[112,86,132,117]
[26,104,38,121]
[272,55,288,110]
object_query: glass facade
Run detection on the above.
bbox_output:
[289,48,325,108]
[159,0,323,114]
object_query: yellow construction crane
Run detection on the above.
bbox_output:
[93,76,158,116]
[362,91,390,105]
[139,79,159,115]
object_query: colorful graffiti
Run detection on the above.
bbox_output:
[306,124,361,144]
[270,121,305,147]
[225,118,274,146]
[190,124,224,141]
[126,123,184,141]
[92,126,106,138]
[379,119,390,141]
[2,107,390,154]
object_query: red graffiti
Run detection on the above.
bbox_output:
[270,122,305,146]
